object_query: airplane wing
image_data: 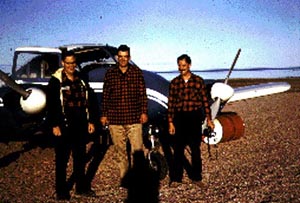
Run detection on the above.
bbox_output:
[228,82,291,102]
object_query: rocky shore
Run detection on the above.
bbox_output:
[0,77,299,203]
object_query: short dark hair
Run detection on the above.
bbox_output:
[61,50,76,61]
[117,44,130,56]
[177,54,191,64]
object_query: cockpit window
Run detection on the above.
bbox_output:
[15,53,60,79]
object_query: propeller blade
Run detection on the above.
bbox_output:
[210,97,221,120]
[224,49,241,84]
[0,69,30,99]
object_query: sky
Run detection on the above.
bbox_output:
[0,0,299,72]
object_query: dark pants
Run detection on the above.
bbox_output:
[55,108,88,195]
[172,110,203,182]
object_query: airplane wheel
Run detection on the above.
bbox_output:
[149,151,168,180]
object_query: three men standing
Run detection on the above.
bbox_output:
[47,45,213,201]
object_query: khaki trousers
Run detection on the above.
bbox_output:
[109,123,143,179]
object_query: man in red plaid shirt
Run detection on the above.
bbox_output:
[100,45,148,183]
[168,54,214,188]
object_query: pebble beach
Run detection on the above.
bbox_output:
[0,77,299,203]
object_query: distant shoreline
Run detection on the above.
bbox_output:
[1,64,299,92]
[155,66,300,73]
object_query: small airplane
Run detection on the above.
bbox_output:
[0,45,291,146]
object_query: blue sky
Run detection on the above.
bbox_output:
[0,0,299,71]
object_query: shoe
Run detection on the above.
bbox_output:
[75,189,97,197]
[192,180,207,189]
[56,193,71,200]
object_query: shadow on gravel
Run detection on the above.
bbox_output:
[121,150,160,203]
[66,128,111,191]
[0,127,111,186]
[0,132,55,168]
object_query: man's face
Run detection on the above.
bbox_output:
[62,56,76,75]
[117,51,130,68]
[178,59,191,77]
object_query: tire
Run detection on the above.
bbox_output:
[149,151,168,180]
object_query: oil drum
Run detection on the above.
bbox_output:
[203,112,245,145]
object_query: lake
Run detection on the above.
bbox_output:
[1,64,299,81]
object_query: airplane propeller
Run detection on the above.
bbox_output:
[0,70,46,114]
[203,49,245,145]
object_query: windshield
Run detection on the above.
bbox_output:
[14,52,60,79]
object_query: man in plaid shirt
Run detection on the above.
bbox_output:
[168,54,214,188]
[47,50,98,200]
[100,45,148,182]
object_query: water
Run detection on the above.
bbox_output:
[155,67,300,81]
[1,64,300,80]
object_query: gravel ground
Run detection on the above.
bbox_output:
[1,78,300,203]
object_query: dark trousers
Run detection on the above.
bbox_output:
[172,110,203,182]
[55,109,88,195]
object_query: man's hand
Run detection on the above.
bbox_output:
[53,126,62,136]
[140,113,148,124]
[88,123,95,134]
[100,117,109,126]
[207,119,215,130]
[169,122,175,135]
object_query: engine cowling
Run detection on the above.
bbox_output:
[210,82,234,101]
[20,87,46,114]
